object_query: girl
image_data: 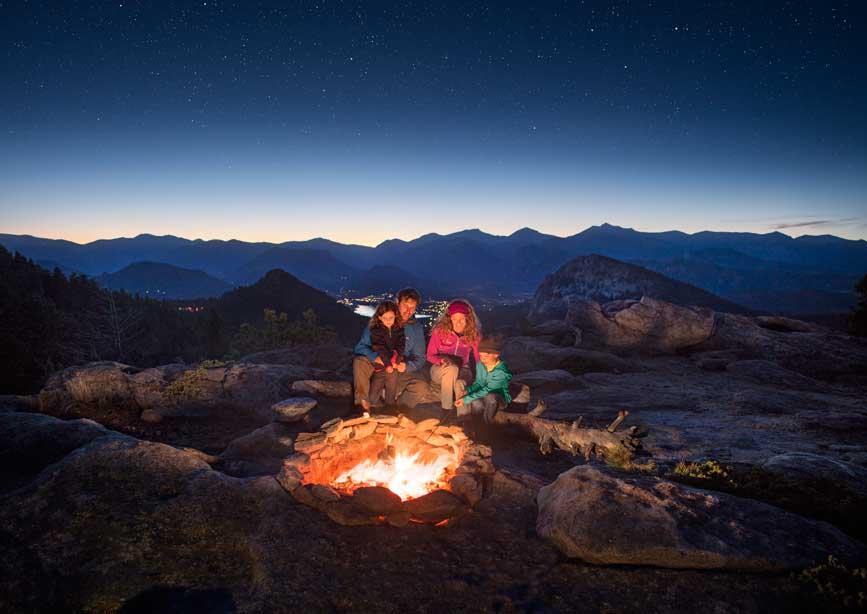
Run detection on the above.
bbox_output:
[426,299,481,411]
[366,300,405,408]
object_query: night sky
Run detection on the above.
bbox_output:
[2,1,866,245]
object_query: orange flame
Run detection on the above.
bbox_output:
[332,447,455,501]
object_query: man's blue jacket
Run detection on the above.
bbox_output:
[354,319,426,373]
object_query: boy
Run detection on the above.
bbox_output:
[455,336,512,423]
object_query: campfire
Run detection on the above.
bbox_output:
[332,432,456,500]
[276,413,495,526]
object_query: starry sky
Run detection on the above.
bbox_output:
[2,1,866,245]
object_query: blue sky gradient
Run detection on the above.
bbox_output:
[2,1,865,245]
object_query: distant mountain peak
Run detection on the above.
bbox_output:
[595,223,634,232]
[96,260,233,300]
[261,268,298,281]
[510,227,543,237]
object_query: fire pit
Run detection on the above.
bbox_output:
[276,413,494,526]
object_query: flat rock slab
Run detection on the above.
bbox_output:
[759,453,867,494]
[220,422,296,476]
[271,397,317,422]
[536,465,865,571]
[291,380,352,398]
[501,337,635,375]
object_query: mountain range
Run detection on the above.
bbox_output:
[1,224,865,314]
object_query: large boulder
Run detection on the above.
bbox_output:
[536,465,864,571]
[500,336,635,375]
[564,297,717,354]
[38,361,140,412]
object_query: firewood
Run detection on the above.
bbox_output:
[528,399,547,416]
[606,409,629,433]
[490,409,642,459]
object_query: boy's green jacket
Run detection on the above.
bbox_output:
[463,361,513,404]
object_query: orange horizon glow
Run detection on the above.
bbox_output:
[3,221,865,246]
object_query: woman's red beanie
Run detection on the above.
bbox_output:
[447,301,470,316]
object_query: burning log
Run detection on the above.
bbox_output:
[490,408,644,459]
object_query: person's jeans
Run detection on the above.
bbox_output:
[353,356,376,406]
[464,392,506,422]
[393,370,429,408]
[429,362,472,409]
[369,368,398,405]
[353,356,430,407]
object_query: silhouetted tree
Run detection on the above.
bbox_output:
[204,307,226,358]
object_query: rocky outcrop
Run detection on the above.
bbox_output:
[536,466,865,571]
[695,312,867,382]
[530,254,748,321]
[38,360,330,415]
[0,412,293,612]
[564,297,717,354]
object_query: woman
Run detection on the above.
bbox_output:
[426,299,481,411]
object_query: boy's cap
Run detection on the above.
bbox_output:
[479,336,503,354]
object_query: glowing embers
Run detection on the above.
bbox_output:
[276,414,494,526]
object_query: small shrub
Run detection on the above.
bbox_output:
[164,365,214,402]
[799,556,867,610]
[199,359,227,369]
[605,447,657,474]
[671,459,734,486]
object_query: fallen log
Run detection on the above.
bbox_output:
[490,405,644,459]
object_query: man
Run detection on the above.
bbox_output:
[353,287,430,409]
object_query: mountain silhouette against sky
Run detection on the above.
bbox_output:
[1,224,864,315]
